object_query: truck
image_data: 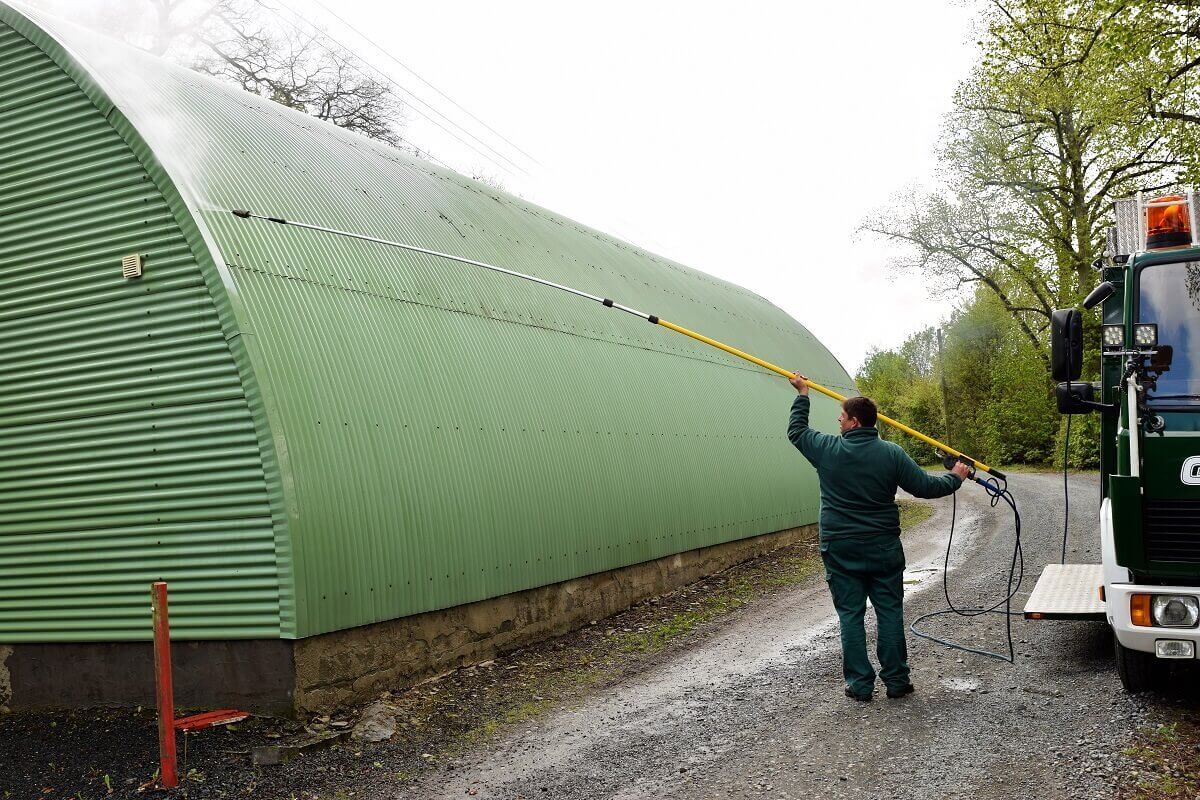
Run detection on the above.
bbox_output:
[1024,190,1200,692]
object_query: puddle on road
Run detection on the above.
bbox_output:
[902,567,939,591]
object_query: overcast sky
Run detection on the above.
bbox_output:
[31,0,983,373]
[294,0,982,373]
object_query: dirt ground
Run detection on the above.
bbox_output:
[3,473,1200,800]
[0,519,827,799]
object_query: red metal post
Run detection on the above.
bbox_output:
[152,581,178,789]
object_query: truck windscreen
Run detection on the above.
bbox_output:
[1140,260,1200,405]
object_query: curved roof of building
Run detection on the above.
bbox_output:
[2,1,854,639]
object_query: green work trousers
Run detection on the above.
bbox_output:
[821,535,909,697]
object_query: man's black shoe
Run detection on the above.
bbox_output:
[844,687,872,702]
[886,683,915,699]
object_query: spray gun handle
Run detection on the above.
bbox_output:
[941,453,1007,482]
[942,455,1008,495]
[945,453,993,491]
[941,453,977,479]
[942,453,971,472]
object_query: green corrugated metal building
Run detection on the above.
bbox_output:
[0,2,854,708]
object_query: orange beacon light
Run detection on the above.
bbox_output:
[1146,195,1192,249]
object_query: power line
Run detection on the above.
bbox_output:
[265,3,523,178]
[278,1,529,175]
[388,82,530,175]
[396,141,454,171]
[308,0,542,167]
[294,11,534,176]
[255,1,526,179]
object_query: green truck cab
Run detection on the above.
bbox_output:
[1034,192,1200,692]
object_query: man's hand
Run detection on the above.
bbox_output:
[951,461,971,481]
[789,372,809,395]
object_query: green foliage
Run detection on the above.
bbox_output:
[980,316,1060,465]
[1057,411,1102,470]
[859,329,945,464]
[983,358,1056,464]
[864,0,1185,360]
[1091,0,1200,182]
[857,0,1198,468]
[940,294,1005,461]
[859,287,1095,467]
[897,500,935,531]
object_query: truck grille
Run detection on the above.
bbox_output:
[1145,499,1200,562]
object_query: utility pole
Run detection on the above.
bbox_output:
[936,328,953,446]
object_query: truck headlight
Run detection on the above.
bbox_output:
[1134,323,1158,349]
[1102,324,1124,350]
[1152,595,1199,627]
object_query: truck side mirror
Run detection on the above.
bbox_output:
[1051,308,1083,382]
[1151,344,1174,373]
[1056,381,1096,414]
[1083,281,1115,310]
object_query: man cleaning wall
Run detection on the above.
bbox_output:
[788,374,970,701]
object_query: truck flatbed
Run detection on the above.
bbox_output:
[1023,563,1106,620]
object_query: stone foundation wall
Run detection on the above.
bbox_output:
[0,526,813,716]
[0,645,11,714]
[293,525,814,713]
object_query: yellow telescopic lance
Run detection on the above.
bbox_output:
[653,320,1004,479]
[231,209,1005,481]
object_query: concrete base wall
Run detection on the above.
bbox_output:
[0,525,812,716]
[293,524,814,712]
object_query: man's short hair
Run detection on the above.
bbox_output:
[843,396,878,428]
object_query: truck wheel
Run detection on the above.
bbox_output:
[1115,638,1158,693]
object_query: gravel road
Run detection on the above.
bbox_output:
[403,472,1160,800]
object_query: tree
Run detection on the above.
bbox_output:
[1109,1,1200,127]
[193,7,408,148]
[858,328,946,463]
[863,190,1057,369]
[470,171,507,191]
[862,0,1185,360]
[1103,0,1200,181]
[856,290,1072,468]
[67,0,409,149]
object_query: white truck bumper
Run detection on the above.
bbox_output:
[1108,582,1200,657]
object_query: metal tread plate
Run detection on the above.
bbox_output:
[1024,563,1106,620]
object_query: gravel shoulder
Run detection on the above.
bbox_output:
[400,473,1182,800]
[4,473,1197,799]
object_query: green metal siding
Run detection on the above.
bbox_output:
[3,4,856,641]
[0,21,281,641]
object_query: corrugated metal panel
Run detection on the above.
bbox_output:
[5,4,856,640]
[0,21,281,641]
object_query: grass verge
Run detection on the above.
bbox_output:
[1119,718,1200,799]
[898,499,934,531]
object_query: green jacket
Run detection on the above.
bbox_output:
[788,395,961,540]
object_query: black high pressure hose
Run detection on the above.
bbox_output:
[909,473,1024,663]
[1062,413,1072,564]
